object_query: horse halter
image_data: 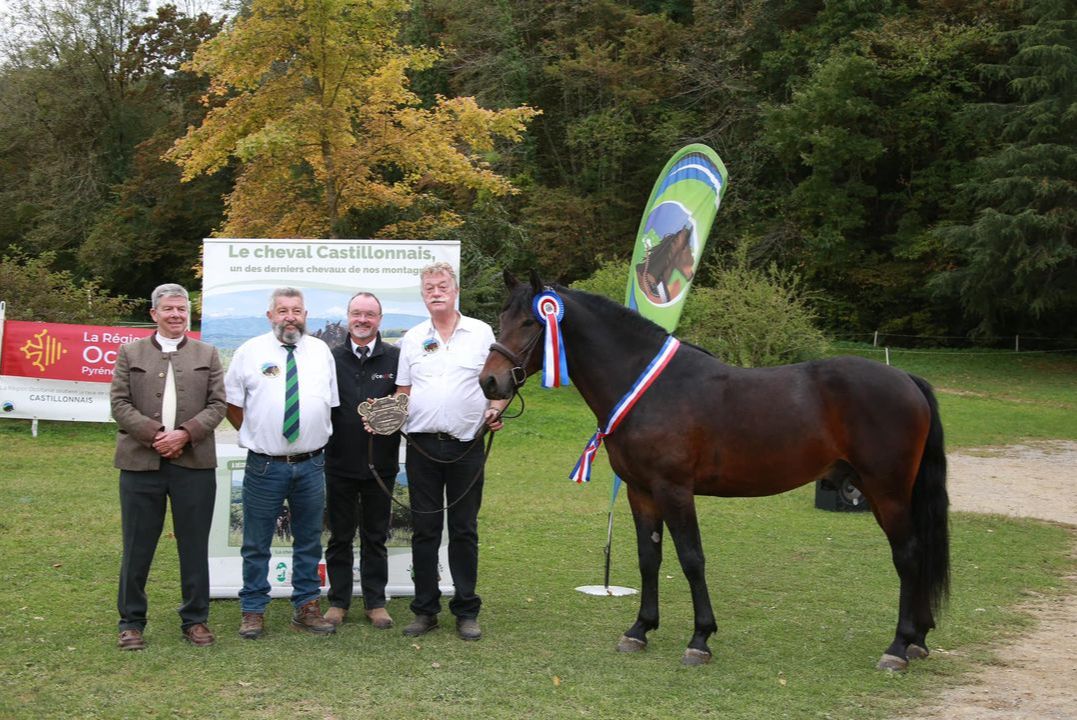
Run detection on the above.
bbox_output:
[488,325,545,389]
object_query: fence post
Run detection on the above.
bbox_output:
[885,347,890,366]
[873,330,879,347]
[1015,335,1020,352]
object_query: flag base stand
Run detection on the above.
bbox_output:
[575,479,637,597]
[576,585,637,597]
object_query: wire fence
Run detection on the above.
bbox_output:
[831,331,1077,356]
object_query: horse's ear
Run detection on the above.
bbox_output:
[528,269,544,294]
[503,269,520,290]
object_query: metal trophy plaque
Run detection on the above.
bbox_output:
[358,395,409,435]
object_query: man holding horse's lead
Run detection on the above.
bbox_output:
[394,261,508,641]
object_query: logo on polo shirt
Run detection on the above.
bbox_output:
[422,337,439,353]
[261,362,281,377]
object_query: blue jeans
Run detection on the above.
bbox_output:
[239,451,326,613]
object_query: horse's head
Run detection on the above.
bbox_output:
[670,225,695,282]
[480,269,546,400]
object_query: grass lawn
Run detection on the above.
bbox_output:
[0,349,1074,719]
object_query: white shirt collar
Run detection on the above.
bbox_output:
[156,332,182,352]
[350,336,378,355]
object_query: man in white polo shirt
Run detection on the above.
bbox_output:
[225,287,339,639]
[395,262,508,641]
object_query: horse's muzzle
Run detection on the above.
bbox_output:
[480,372,513,400]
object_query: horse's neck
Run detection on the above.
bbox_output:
[560,296,663,425]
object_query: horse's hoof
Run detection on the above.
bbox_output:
[617,635,647,653]
[682,648,712,666]
[876,653,908,672]
[906,644,929,660]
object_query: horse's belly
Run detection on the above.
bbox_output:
[697,449,837,498]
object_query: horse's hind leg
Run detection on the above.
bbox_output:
[876,503,933,671]
[619,486,663,653]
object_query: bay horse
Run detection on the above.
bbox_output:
[636,225,695,303]
[480,271,949,669]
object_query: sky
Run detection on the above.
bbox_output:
[0,1,232,20]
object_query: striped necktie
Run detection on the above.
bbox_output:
[282,344,299,443]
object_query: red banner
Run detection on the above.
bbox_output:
[1,321,197,383]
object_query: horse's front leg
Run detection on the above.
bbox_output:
[659,487,717,665]
[618,486,663,653]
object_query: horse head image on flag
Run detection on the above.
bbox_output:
[625,144,728,332]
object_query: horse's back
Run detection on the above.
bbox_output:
[616,352,932,498]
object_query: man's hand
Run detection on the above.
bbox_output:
[153,428,189,459]
[483,406,504,433]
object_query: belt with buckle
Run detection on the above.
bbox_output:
[410,431,464,442]
[252,448,323,464]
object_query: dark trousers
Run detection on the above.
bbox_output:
[117,462,216,631]
[324,469,395,610]
[406,434,485,619]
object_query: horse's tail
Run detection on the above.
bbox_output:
[908,373,950,614]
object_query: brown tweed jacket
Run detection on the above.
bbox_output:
[110,335,226,471]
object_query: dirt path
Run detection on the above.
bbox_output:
[903,441,1077,720]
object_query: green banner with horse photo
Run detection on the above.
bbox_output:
[625,144,729,332]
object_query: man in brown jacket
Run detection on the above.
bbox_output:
[111,283,226,650]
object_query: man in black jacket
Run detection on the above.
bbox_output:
[323,292,402,629]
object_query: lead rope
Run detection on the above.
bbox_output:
[365,369,528,514]
[367,430,493,515]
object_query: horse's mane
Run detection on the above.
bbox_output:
[559,284,716,358]
[504,278,693,349]
[557,284,670,344]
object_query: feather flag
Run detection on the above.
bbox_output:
[625,144,729,332]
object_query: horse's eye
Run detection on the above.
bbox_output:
[522,319,537,328]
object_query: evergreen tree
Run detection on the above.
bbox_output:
[932,0,1077,335]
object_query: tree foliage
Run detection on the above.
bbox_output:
[930,0,1077,335]
[0,0,1073,339]
[574,251,829,367]
[166,0,539,239]
[0,1,227,304]
[0,248,137,323]
[0,0,155,261]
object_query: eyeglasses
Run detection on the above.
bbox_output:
[349,311,381,319]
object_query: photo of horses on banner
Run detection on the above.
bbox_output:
[481,271,949,670]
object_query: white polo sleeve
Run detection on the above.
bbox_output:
[224,343,248,408]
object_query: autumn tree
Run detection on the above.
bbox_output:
[166,0,539,239]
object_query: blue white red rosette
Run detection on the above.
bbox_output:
[532,290,570,388]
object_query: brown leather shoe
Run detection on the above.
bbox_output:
[365,607,394,629]
[239,612,264,640]
[118,629,145,651]
[456,617,482,641]
[402,614,438,637]
[292,599,336,635]
[182,623,215,647]
[323,606,348,627]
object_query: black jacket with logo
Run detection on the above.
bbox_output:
[325,333,401,479]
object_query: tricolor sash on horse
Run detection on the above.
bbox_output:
[570,335,681,483]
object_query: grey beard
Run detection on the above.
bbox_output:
[273,322,305,344]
